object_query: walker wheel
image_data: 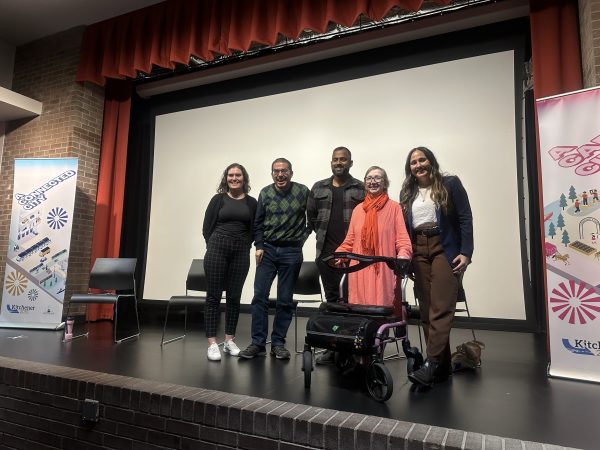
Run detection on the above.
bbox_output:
[302,350,313,388]
[366,361,394,402]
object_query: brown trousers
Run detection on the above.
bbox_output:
[412,234,458,370]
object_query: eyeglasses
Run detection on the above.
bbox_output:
[272,169,290,175]
[365,175,383,182]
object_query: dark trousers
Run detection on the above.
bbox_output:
[250,243,303,347]
[204,233,250,337]
[411,234,458,371]
[316,257,347,303]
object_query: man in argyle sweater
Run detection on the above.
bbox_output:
[239,158,310,360]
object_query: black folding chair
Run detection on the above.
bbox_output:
[267,261,324,353]
[292,261,324,353]
[65,258,139,344]
[160,259,207,346]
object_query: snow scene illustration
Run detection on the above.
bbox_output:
[544,184,600,288]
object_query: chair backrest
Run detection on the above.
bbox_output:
[294,261,322,296]
[89,258,137,291]
[186,259,207,292]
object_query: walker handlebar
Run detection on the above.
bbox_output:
[320,252,410,276]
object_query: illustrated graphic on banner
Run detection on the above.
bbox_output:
[537,87,600,383]
[0,158,78,329]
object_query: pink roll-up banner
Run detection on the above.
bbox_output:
[536,87,600,382]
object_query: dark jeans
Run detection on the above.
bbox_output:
[251,243,303,347]
[316,257,347,303]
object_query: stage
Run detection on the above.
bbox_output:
[0,311,595,449]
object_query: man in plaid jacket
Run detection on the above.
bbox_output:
[307,147,364,363]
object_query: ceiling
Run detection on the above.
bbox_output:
[0,0,164,47]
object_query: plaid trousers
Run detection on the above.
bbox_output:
[204,233,251,337]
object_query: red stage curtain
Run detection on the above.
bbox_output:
[76,0,451,86]
[86,79,132,321]
[529,0,581,343]
[529,0,582,99]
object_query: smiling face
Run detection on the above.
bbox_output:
[271,161,293,191]
[365,168,386,196]
[227,167,244,192]
[409,150,432,187]
[330,149,352,178]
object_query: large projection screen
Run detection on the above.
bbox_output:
[145,50,526,320]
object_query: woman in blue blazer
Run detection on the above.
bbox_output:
[400,147,473,387]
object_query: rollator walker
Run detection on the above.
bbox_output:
[301,252,423,401]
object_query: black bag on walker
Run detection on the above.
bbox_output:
[305,313,388,355]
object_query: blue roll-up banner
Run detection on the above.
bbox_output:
[0,158,78,330]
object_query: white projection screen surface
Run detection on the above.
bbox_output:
[145,50,526,320]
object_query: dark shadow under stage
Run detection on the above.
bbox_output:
[0,311,596,450]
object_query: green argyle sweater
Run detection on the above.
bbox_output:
[254,182,310,249]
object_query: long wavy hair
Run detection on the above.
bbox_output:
[217,163,251,194]
[399,147,449,214]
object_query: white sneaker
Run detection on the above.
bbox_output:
[223,339,240,356]
[207,343,221,361]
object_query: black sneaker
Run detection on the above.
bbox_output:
[315,349,335,365]
[270,346,291,360]
[239,344,266,359]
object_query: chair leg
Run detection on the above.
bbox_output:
[161,303,189,346]
[114,296,140,344]
[183,306,188,335]
[462,299,478,342]
[161,302,171,346]
[295,310,300,354]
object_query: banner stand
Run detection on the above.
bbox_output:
[536,86,600,384]
[0,158,79,331]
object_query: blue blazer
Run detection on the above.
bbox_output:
[403,175,474,265]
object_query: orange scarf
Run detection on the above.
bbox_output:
[361,192,389,257]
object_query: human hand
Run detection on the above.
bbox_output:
[255,249,264,265]
[334,258,348,268]
[452,254,470,274]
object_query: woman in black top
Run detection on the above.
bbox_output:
[202,163,257,361]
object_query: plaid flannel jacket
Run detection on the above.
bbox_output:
[307,175,365,257]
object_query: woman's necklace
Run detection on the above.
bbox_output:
[418,186,431,202]
[227,191,245,200]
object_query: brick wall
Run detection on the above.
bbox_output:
[579,0,600,88]
[0,356,569,450]
[0,27,104,315]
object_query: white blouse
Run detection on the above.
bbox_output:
[411,187,437,228]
